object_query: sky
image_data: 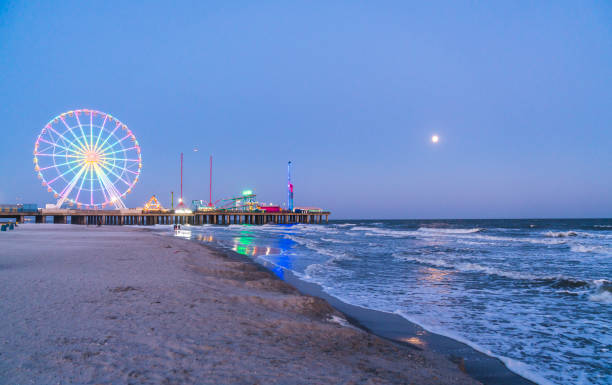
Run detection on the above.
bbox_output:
[0,1,610,219]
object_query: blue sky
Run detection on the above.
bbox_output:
[0,1,610,218]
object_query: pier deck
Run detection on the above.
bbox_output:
[0,209,330,226]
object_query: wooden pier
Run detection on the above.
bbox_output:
[0,209,330,226]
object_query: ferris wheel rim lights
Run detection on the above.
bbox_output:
[34,109,142,209]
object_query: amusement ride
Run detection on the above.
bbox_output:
[34,109,142,209]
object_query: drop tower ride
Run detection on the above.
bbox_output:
[287,161,294,212]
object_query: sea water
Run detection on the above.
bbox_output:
[168,219,611,385]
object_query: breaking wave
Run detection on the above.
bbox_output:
[545,231,578,238]
[417,227,485,234]
[350,226,416,238]
[284,235,353,261]
[321,237,352,244]
[569,244,608,254]
[394,254,541,280]
[588,290,612,304]
[394,253,611,295]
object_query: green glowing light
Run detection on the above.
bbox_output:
[242,190,253,196]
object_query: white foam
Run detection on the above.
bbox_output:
[570,244,608,254]
[351,226,416,238]
[406,228,565,245]
[543,230,612,239]
[321,237,351,244]
[364,229,415,238]
[349,226,377,231]
[392,310,556,385]
[393,254,543,281]
[417,227,484,234]
[544,231,578,238]
[285,235,353,261]
[588,291,612,304]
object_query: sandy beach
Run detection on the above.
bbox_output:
[0,225,478,384]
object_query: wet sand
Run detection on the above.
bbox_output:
[0,225,477,384]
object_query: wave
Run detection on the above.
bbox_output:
[569,244,609,254]
[349,226,378,231]
[321,237,352,244]
[350,226,416,238]
[364,229,415,238]
[285,235,353,261]
[417,227,484,234]
[545,230,612,240]
[350,225,567,245]
[428,232,565,245]
[394,254,542,281]
[394,253,611,293]
[589,291,612,304]
[594,225,612,228]
[392,310,556,385]
[586,279,612,304]
[335,223,356,227]
[544,231,578,238]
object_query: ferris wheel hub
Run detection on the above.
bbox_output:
[85,151,102,164]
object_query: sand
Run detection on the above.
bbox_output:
[0,224,478,384]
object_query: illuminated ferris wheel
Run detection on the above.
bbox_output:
[34,109,142,209]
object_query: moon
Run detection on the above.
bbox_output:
[431,135,439,143]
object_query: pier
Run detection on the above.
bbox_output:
[0,208,330,226]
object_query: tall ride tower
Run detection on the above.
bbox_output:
[287,161,294,212]
[176,152,189,211]
[209,155,213,207]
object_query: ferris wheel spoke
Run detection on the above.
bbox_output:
[98,133,132,156]
[96,172,110,203]
[93,164,126,208]
[104,158,140,162]
[102,160,140,176]
[93,114,108,151]
[100,146,139,157]
[98,159,124,176]
[96,160,134,187]
[55,166,88,207]
[45,125,83,155]
[90,164,94,206]
[94,121,121,154]
[89,111,94,151]
[74,165,89,204]
[37,158,84,171]
[60,116,88,150]
[122,168,139,175]
[35,153,83,158]
[37,138,84,156]
[46,159,86,185]
[74,113,90,152]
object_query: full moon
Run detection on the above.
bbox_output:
[431,135,439,143]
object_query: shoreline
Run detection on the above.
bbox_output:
[196,234,537,385]
[0,224,478,384]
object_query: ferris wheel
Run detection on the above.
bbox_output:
[34,109,142,209]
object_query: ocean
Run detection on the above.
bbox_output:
[166,219,611,385]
